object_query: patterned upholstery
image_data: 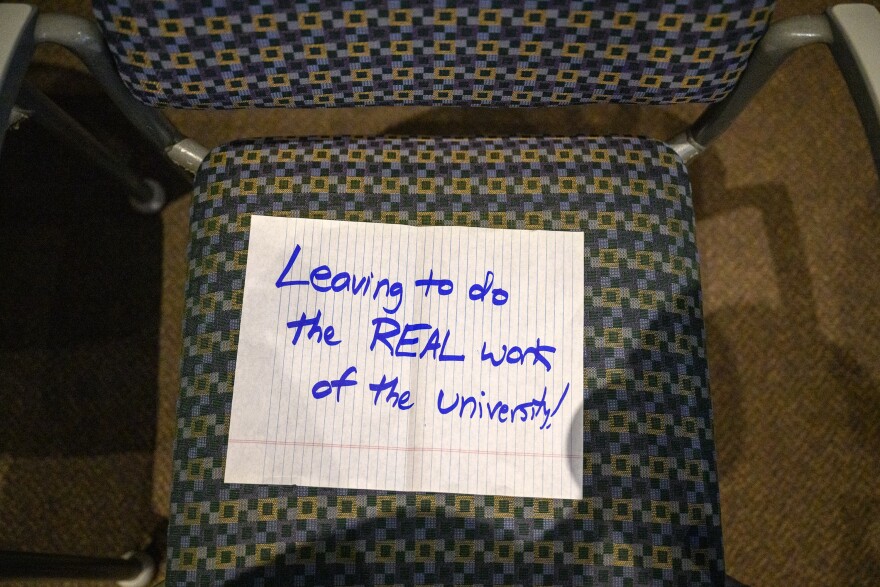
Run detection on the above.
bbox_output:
[169,136,721,585]
[92,1,774,109]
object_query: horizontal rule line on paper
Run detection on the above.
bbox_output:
[228,438,579,459]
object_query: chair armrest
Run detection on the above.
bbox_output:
[0,4,37,154]
[828,4,880,174]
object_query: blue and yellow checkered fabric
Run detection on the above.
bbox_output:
[92,1,774,108]
[169,136,722,585]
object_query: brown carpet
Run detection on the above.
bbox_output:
[2,0,879,584]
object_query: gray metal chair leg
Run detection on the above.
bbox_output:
[13,80,165,213]
[670,5,880,175]
[33,13,208,174]
[0,550,156,586]
[668,14,834,163]
[32,13,182,154]
[2,7,207,177]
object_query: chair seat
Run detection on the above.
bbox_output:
[169,136,722,585]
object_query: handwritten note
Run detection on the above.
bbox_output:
[225,215,584,499]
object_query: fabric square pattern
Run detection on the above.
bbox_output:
[167,136,723,585]
[92,0,774,108]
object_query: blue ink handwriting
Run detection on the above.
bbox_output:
[276,244,404,314]
[287,309,341,347]
[369,375,414,411]
[368,317,465,362]
[414,269,454,297]
[480,338,556,371]
[436,383,571,430]
[311,365,358,402]
[468,270,509,306]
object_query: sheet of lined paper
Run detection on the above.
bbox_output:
[225,215,584,499]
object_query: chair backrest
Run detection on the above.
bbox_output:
[92,1,774,110]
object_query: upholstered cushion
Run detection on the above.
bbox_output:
[168,136,722,585]
[93,1,774,109]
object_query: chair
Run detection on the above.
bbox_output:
[1,1,878,585]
